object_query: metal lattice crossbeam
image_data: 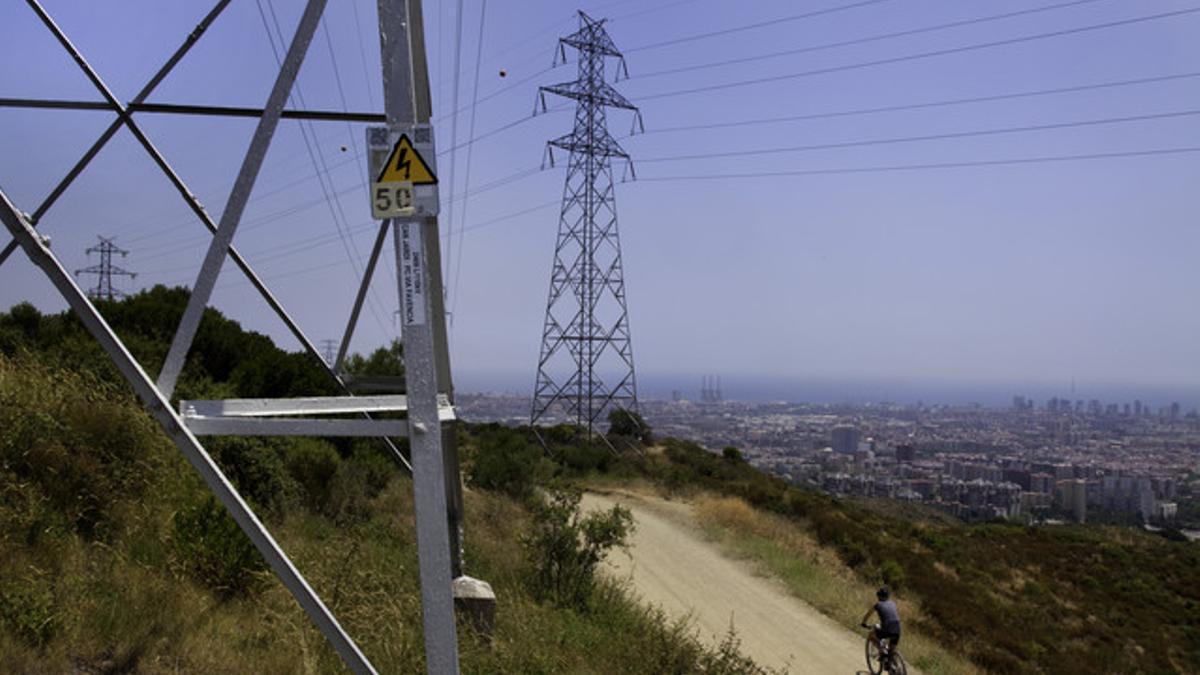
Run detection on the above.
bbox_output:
[1,2,470,673]
[530,12,641,440]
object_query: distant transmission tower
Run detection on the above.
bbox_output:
[75,236,136,301]
[531,11,644,439]
[319,339,339,366]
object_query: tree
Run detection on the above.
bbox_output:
[343,339,405,377]
[607,408,652,444]
[523,486,632,608]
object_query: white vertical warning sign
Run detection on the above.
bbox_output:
[396,221,427,326]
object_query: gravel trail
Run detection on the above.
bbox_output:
[583,491,873,675]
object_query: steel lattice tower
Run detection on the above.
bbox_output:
[531,11,644,438]
[75,236,136,301]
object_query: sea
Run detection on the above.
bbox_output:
[456,372,1200,411]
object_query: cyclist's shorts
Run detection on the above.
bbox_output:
[875,629,901,646]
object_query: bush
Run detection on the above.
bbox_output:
[170,496,266,598]
[469,432,541,499]
[722,446,744,463]
[560,442,613,474]
[880,559,906,593]
[210,437,292,520]
[524,485,633,608]
[0,578,57,647]
[608,408,652,444]
[284,439,342,514]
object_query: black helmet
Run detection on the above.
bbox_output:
[877,586,890,601]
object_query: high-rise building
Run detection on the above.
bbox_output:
[831,426,860,455]
[1056,479,1087,523]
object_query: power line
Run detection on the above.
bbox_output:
[631,0,1111,81]
[450,0,490,325]
[636,146,1200,182]
[259,0,391,336]
[443,0,467,280]
[640,71,1200,135]
[625,0,896,52]
[637,6,1200,102]
[118,128,356,245]
[435,0,704,122]
[608,0,706,24]
[459,199,559,235]
[637,108,1200,164]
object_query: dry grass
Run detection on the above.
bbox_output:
[692,495,980,675]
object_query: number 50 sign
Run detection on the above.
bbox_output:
[373,182,414,218]
[367,126,439,220]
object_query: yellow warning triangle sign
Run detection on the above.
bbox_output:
[377,134,437,185]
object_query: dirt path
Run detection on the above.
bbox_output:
[583,491,870,675]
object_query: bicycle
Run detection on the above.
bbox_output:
[862,623,908,675]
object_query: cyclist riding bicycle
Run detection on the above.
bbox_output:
[861,586,901,662]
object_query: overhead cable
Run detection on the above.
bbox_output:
[640,71,1200,135]
[637,146,1200,181]
[631,0,1111,81]
[637,7,1200,101]
[626,0,896,52]
[637,109,1200,163]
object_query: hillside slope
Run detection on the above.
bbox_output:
[584,491,868,674]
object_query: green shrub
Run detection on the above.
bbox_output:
[469,432,541,498]
[607,408,652,444]
[0,359,162,539]
[170,496,266,598]
[722,446,744,463]
[0,578,57,647]
[524,485,633,608]
[210,437,292,520]
[560,443,612,474]
[284,439,342,514]
[879,559,905,593]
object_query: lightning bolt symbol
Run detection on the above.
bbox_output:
[396,148,412,180]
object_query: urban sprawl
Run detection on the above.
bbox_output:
[460,392,1200,531]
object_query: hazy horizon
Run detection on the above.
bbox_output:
[457,369,1200,410]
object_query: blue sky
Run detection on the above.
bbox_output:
[2,0,1198,403]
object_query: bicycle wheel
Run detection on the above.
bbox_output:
[888,651,908,675]
[865,638,884,675]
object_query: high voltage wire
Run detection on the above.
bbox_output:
[150,198,563,289]
[636,108,1200,164]
[135,164,547,262]
[626,0,897,52]
[124,66,1196,248]
[450,0,490,325]
[444,0,467,274]
[118,129,356,245]
[146,142,1200,281]
[434,0,700,119]
[637,6,1200,102]
[260,0,391,335]
[631,0,1112,81]
[637,146,1200,182]
[639,71,1200,135]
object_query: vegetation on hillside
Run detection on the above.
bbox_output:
[0,291,771,673]
[566,435,1200,674]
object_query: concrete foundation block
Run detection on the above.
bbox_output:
[453,575,496,640]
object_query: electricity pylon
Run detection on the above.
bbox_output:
[531,11,644,441]
[75,236,136,301]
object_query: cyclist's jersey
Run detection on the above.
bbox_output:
[874,600,901,635]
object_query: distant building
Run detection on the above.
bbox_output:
[1056,479,1087,523]
[895,444,916,463]
[831,426,860,454]
[1158,502,1178,521]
